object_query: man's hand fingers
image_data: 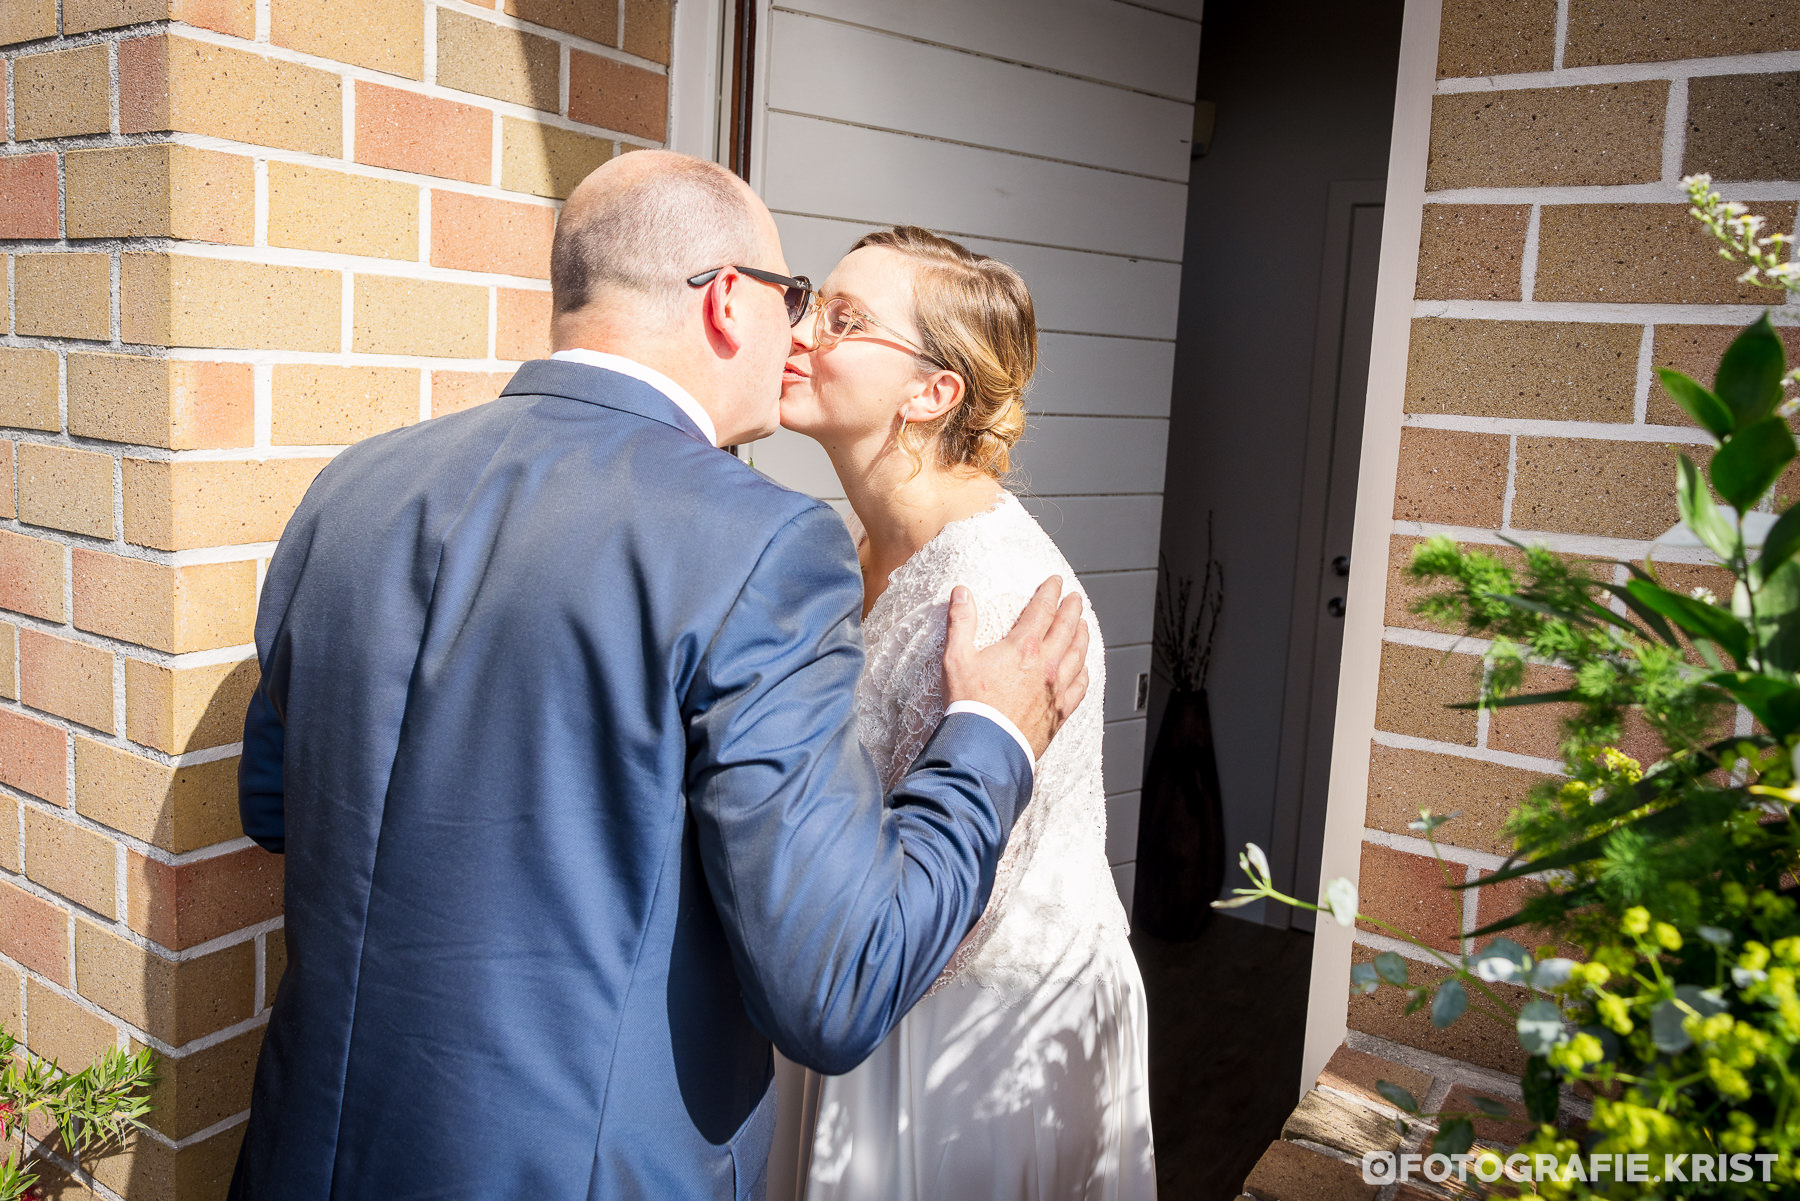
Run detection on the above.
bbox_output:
[1057,667,1090,727]
[1055,620,1089,696]
[944,585,976,666]
[1002,576,1064,647]
[1037,592,1085,675]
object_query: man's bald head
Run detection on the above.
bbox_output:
[551,150,773,325]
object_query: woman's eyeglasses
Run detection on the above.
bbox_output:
[686,265,815,326]
[812,295,928,357]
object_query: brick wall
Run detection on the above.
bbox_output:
[1355,0,1797,1077]
[0,2,670,1196]
[1244,2,1798,1198]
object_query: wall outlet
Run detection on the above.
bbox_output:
[1135,671,1150,712]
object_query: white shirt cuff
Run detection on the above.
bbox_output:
[944,701,1035,770]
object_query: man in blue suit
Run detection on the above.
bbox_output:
[229,150,1089,1199]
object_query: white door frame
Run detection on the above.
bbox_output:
[1297,0,1443,1098]
[668,0,732,161]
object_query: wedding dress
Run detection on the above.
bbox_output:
[771,492,1156,1201]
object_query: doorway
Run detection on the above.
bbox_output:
[1137,0,1405,1195]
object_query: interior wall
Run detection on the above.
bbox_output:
[1154,0,1405,922]
[745,0,1206,911]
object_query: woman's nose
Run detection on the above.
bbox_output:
[791,312,817,352]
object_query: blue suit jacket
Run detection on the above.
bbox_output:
[229,360,1031,1201]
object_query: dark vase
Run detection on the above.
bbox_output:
[1132,688,1227,941]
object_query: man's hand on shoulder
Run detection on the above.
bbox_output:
[941,578,1089,760]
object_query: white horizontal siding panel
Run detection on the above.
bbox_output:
[1106,790,1141,865]
[1103,716,1146,795]
[1080,569,1156,647]
[1032,335,1176,418]
[775,0,1201,101]
[1014,415,1169,496]
[746,426,843,499]
[1112,862,1136,919]
[761,112,1189,260]
[1103,642,1150,721]
[767,11,1192,180]
[1120,0,1204,23]
[1020,495,1163,573]
[772,212,880,282]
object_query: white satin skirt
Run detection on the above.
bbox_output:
[769,935,1156,1201]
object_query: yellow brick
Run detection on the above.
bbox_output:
[0,441,12,521]
[75,737,242,852]
[353,276,489,357]
[272,0,423,80]
[0,0,57,45]
[25,978,120,1069]
[122,253,341,353]
[0,529,68,622]
[15,45,112,140]
[266,928,286,995]
[24,807,118,916]
[66,145,255,246]
[267,162,420,261]
[0,792,16,873]
[68,354,255,450]
[86,1120,246,1201]
[136,1025,262,1140]
[64,0,256,38]
[16,253,113,343]
[76,918,255,1045]
[16,443,116,539]
[121,33,343,157]
[19,628,115,734]
[0,620,16,702]
[273,364,420,444]
[437,9,559,111]
[73,550,256,654]
[124,655,257,754]
[0,346,62,432]
[502,117,615,200]
[123,457,328,551]
[431,369,512,417]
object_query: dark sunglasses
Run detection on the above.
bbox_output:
[686,265,815,326]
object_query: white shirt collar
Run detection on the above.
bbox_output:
[548,349,718,447]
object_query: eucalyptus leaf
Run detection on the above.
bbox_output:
[1377,1079,1419,1114]
[1431,978,1468,1028]
[1517,999,1568,1055]
[1432,1115,1475,1158]
[1521,1055,1560,1125]
[1696,925,1734,948]
[1530,958,1577,990]
[1714,312,1787,425]
[1403,988,1429,1017]
[1351,962,1380,996]
[1711,415,1797,513]
[1373,952,1409,986]
[1651,997,1694,1053]
[1758,504,1800,584]
[1657,367,1735,439]
[1468,1094,1513,1120]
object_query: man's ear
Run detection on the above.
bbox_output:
[700,270,745,356]
[908,369,965,423]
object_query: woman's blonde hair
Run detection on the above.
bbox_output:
[848,226,1036,479]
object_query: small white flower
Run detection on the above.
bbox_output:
[1323,877,1359,927]
[1691,585,1719,605]
[1244,842,1271,883]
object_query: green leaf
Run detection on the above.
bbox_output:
[1677,453,1741,563]
[1351,962,1380,996]
[1377,1080,1420,1114]
[1714,312,1788,425]
[1447,688,1582,712]
[1374,952,1409,986]
[1593,580,1679,644]
[1754,558,1800,672]
[1517,999,1567,1055]
[1656,367,1734,439]
[1760,505,1800,584]
[1468,1094,1513,1120]
[1402,988,1430,1017]
[1521,1055,1561,1125]
[1431,1115,1476,1158]
[1704,671,1800,736]
[1712,415,1797,513]
[1624,578,1751,664]
[1431,978,1468,1028]
[1651,996,1694,1053]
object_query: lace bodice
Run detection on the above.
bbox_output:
[852,492,1128,1001]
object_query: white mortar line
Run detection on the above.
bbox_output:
[1632,324,1655,423]
[1383,625,1493,656]
[424,0,439,86]
[253,930,266,1012]
[1402,411,1711,442]
[559,41,571,118]
[256,0,271,43]
[1552,0,1569,72]
[1661,75,1689,183]
[1500,433,1519,529]
[106,39,119,137]
[1415,299,1793,325]
[1518,205,1540,302]
[1438,48,1800,93]
[1353,928,1449,968]
[1371,728,1565,776]
[1460,863,1481,956]
[1425,180,1800,203]
[1363,831,1513,876]
[1391,517,1734,564]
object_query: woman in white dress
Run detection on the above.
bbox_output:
[770,226,1156,1201]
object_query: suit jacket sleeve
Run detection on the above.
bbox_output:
[238,675,287,854]
[684,502,1033,1075]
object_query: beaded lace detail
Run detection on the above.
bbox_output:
[852,492,1127,1001]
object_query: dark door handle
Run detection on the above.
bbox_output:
[1327,597,1346,618]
